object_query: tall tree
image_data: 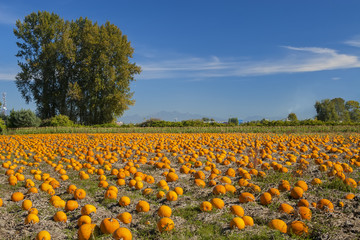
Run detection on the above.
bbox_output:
[314,99,338,121]
[345,100,360,122]
[330,98,350,122]
[287,113,298,121]
[14,11,141,125]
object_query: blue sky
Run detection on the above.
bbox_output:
[1,0,360,122]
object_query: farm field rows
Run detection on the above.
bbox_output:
[1,133,360,239]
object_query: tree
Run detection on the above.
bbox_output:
[287,113,298,122]
[330,98,350,122]
[7,109,41,128]
[228,117,239,125]
[345,100,360,122]
[315,99,338,122]
[14,11,141,125]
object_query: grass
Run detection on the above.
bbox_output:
[4,125,360,135]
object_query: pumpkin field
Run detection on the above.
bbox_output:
[1,132,360,240]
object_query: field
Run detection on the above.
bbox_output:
[1,132,360,239]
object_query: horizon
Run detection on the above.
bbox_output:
[1,1,360,122]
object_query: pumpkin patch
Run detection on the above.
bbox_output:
[0,132,359,239]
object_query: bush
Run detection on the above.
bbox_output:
[7,109,41,128]
[50,115,74,127]
[0,118,6,134]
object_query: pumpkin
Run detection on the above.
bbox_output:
[211,198,225,209]
[78,215,92,227]
[25,213,40,224]
[28,187,39,194]
[65,200,79,212]
[117,212,132,224]
[166,172,178,182]
[230,217,245,230]
[81,204,97,216]
[239,192,255,203]
[297,199,309,208]
[119,196,131,207]
[174,187,183,196]
[269,219,287,233]
[136,200,150,212]
[242,216,254,226]
[213,185,227,195]
[54,211,67,222]
[230,205,244,217]
[166,191,178,201]
[267,188,280,197]
[158,205,172,217]
[316,199,334,212]
[0,198,3,207]
[278,180,291,191]
[78,223,97,240]
[22,199,32,211]
[100,218,120,234]
[279,203,294,215]
[345,193,355,200]
[104,189,117,199]
[157,191,165,199]
[260,192,272,205]
[157,217,175,232]
[298,206,312,220]
[112,227,132,240]
[11,192,24,202]
[200,201,213,212]
[290,187,304,199]
[295,181,308,192]
[28,208,39,215]
[36,230,51,240]
[311,178,322,185]
[74,189,86,200]
[289,221,308,236]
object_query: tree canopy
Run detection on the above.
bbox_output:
[14,11,141,125]
[315,98,360,122]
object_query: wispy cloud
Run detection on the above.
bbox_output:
[138,46,360,80]
[344,36,360,47]
[0,73,16,81]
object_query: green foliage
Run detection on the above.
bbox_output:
[314,98,358,122]
[0,118,6,134]
[287,112,298,121]
[42,114,74,127]
[14,11,141,125]
[7,109,40,128]
[228,117,239,126]
[345,100,360,122]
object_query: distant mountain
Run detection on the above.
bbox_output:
[118,111,226,124]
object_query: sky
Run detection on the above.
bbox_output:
[1,0,360,122]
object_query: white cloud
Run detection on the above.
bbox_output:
[0,73,16,81]
[138,46,360,80]
[344,36,360,47]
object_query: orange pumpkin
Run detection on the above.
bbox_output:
[100,218,120,234]
[157,217,175,232]
[112,227,132,240]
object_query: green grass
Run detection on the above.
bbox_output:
[4,125,360,135]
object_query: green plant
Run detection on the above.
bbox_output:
[7,109,40,128]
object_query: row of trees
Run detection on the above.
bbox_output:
[14,11,140,125]
[315,98,360,122]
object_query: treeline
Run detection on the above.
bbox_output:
[2,98,360,132]
[315,98,360,122]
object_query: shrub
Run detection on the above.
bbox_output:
[7,109,41,128]
[49,115,74,127]
[0,118,6,134]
